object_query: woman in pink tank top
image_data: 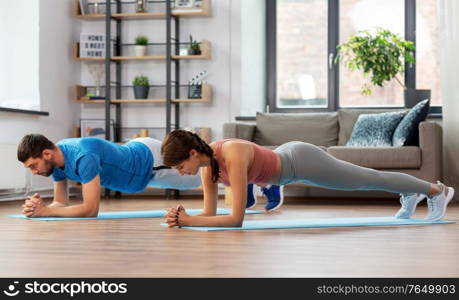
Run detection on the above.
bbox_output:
[160,129,283,228]
[161,129,452,228]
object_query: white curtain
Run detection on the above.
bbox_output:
[439,0,459,199]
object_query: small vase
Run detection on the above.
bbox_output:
[133,85,150,99]
[93,1,100,14]
[136,0,147,13]
[134,45,147,56]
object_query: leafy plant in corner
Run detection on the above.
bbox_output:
[335,28,415,95]
[188,35,201,55]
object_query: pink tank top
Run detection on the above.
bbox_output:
[213,139,278,186]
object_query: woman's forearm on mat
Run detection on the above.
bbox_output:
[49,201,68,208]
[195,212,216,217]
[182,214,243,227]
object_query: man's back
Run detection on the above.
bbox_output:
[52,138,153,193]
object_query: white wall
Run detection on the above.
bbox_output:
[0,0,40,110]
[440,0,459,201]
[80,0,243,141]
[0,0,81,194]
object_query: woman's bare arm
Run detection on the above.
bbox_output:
[197,166,218,216]
[170,142,252,227]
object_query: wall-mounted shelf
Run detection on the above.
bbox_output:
[75,84,212,104]
[75,0,212,198]
[74,0,212,20]
[74,40,211,61]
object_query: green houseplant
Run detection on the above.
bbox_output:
[188,35,201,55]
[132,75,150,99]
[134,35,149,56]
[335,28,428,107]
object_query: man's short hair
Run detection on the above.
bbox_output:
[17,134,55,162]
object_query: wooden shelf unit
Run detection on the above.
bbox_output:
[74,0,212,199]
[74,0,212,20]
[75,84,212,104]
[74,40,211,61]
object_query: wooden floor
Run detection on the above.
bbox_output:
[0,197,458,278]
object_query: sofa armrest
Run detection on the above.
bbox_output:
[223,123,256,141]
[419,121,443,181]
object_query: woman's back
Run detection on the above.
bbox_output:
[212,139,278,185]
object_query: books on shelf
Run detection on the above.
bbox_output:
[79,33,114,58]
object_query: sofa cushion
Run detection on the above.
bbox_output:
[254,112,339,147]
[338,109,408,145]
[393,99,430,146]
[262,145,327,151]
[346,111,406,147]
[223,123,256,141]
[327,146,421,169]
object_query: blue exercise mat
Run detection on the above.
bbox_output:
[7,208,263,221]
[160,216,454,231]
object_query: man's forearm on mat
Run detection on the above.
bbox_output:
[42,203,99,217]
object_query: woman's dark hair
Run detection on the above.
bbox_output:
[17,134,55,162]
[161,129,220,183]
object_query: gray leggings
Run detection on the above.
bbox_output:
[274,141,431,195]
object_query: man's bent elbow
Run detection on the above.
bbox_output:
[84,205,99,217]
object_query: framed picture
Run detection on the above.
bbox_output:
[175,0,195,8]
[80,119,115,141]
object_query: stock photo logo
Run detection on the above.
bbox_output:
[2,281,128,298]
[3,281,20,297]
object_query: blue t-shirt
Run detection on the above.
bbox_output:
[51,138,153,193]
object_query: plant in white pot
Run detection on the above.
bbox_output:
[335,28,429,108]
[134,35,148,57]
[132,75,150,99]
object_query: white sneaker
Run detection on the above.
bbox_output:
[395,193,426,219]
[425,182,455,221]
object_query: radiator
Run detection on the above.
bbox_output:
[0,143,28,189]
[0,143,32,199]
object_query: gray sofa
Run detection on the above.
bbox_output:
[223,110,443,199]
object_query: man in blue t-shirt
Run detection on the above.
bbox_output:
[17,134,201,218]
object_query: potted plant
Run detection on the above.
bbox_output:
[188,35,201,55]
[134,35,148,57]
[335,28,429,108]
[132,75,150,99]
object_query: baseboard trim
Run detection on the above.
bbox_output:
[0,187,79,202]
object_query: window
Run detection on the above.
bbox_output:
[276,0,328,109]
[416,0,442,107]
[340,0,405,107]
[0,0,40,111]
[267,0,442,113]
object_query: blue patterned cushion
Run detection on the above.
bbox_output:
[346,111,406,147]
[392,99,430,146]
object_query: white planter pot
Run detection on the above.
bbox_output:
[134,45,147,57]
